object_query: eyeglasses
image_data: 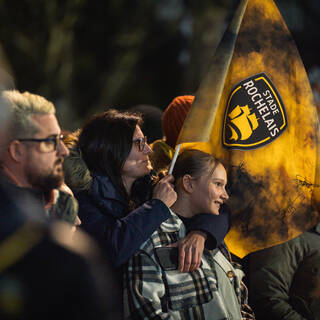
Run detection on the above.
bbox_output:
[132,136,148,152]
[18,134,64,153]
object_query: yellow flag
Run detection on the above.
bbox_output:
[178,0,320,258]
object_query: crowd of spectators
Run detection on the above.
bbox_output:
[0,90,318,320]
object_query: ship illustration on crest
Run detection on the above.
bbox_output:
[227,105,259,141]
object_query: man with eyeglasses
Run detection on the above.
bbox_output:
[0,89,80,227]
[0,89,121,319]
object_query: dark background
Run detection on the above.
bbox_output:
[0,0,319,130]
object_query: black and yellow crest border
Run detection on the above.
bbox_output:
[222,72,287,149]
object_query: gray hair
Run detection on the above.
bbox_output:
[2,90,56,140]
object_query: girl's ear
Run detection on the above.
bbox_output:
[181,174,194,194]
[8,140,25,162]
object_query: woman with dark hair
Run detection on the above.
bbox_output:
[124,149,254,319]
[75,109,211,270]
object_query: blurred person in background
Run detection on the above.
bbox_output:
[62,129,93,194]
[308,66,320,111]
[150,95,194,174]
[129,104,163,144]
[245,224,320,320]
[0,90,80,229]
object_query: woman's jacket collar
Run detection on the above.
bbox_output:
[90,174,127,217]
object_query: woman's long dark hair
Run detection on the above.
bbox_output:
[78,109,142,203]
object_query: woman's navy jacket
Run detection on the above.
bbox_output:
[76,174,231,268]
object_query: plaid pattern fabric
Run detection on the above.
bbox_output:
[124,213,251,319]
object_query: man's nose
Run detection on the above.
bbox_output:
[57,141,69,157]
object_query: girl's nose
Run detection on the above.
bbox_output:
[222,188,229,201]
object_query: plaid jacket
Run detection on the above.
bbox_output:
[123,212,254,319]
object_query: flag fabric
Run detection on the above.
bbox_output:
[177,0,320,258]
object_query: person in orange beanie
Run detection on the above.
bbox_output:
[162,95,194,149]
[150,95,194,173]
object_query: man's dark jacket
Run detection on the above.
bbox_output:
[0,175,121,320]
[246,223,320,320]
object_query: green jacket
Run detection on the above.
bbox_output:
[245,223,320,320]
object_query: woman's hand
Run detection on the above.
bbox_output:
[169,230,207,272]
[152,174,177,208]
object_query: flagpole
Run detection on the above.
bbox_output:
[168,144,181,175]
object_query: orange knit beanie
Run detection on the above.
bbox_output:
[162,95,194,149]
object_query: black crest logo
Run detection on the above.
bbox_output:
[222,73,287,150]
